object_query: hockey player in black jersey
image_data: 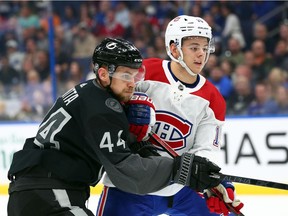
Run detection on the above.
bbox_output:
[7,37,222,216]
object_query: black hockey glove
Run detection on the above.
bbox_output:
[173,153,221,192]
[129,140,160,157]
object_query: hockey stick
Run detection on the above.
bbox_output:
[212,173,288,190]
[149,131,244,216]
[149,131,288,190]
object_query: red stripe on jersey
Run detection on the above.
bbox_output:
[96,186,109,216]
[143,58,170,83]
[192,80,226,121]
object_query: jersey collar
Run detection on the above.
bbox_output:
[168,61,200,88]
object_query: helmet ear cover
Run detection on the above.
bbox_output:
[93,63,99,73]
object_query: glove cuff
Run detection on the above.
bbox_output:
[221,180,235,190]
[174,153,194,186]
[127,92,155,110]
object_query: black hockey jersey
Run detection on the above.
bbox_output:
[8,79,174,194]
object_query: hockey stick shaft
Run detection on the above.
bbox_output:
[149,131,244,216]
[215,173,288,190]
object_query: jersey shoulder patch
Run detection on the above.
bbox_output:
[105,98,123,113]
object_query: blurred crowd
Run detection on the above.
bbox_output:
[0,1,288,121]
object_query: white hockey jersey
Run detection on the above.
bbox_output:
[102,58,226,196]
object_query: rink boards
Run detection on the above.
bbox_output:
[1,117,288,195]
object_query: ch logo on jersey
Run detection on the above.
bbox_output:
[153,111,192,150]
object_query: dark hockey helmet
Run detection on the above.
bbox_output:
[92,38,143,75]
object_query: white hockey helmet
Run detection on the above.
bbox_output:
[165,15,215,75]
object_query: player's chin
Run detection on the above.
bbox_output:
[192,65,203,73]
[122,92,134,102]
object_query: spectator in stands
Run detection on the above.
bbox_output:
[24,38,39,66]
[273,39,288,71]
[54,38,71,84]
[133,38,147,58]
[243,50,255,69]
[0,55,21,95]
[59,60,85,96]
[66,61,84,86]
[266,67,287,100]
[279,22,288,45]
[115,1,131,29]
[124,8,147,42]
[233,64,254,88]
[252,22,275,54]
[39,10,61,34]
[97,9,125,39]
[227,75,254,116]
[189,3,203,17]
[154,35,167,59]
[54,25,73,56]
[247,82,278,115]
[274,85,288,114]
[17,69,52,121]
[0,2,17,45]
[220,58,235,78]
[208,2,225,31]
[221,36,245,66]
[232,1,254,48]
[5,39,25,73]
[73,22,98,59]
[208,66,233,100]
[93,1,111,27]
[145,45,157,58]
[60,5,79,31]
[34,50,50,81]
[17,5,40,39]
[21,55,34,84]
[35,27,49,52]
[251,39,274,82]
[220,3,246,50]
[130,6,157,46]
[154,1,177,23]
[142,1,161,34]
[79,2,94,29]
[203,13,222,56]
[72,22,98,76]
[0,101,10,120]
[202,53,218,77]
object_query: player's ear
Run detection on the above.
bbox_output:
[170,43,179,59]
[98,67,109,82]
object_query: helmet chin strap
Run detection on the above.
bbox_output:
[176,47,197,77]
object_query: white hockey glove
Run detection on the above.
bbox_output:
[204,180,244,215]
[126,92,156,142]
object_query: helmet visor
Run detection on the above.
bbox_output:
[111,65,146,83]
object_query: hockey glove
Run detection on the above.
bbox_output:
[173,153,222,192]
[205,180,244,215]
[126,92,156,142]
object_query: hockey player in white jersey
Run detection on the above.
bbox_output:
[97,16,244,215]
